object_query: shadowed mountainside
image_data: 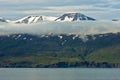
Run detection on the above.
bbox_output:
[0,33,120,68]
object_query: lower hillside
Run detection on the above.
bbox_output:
[87,45,120,64]
[0,33,120,68]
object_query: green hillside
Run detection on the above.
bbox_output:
[87,45,120,64]
[0,33,120,68]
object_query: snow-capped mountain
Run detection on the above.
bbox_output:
[0,16,57,24]
[15,16,57,23]
[0,13,96,24]
[13,16,43,24]
[0,18,7,23]
[55,13,95,21]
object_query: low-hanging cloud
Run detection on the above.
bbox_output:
[0,21,120,35]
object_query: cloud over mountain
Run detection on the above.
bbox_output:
[0,21,120,35]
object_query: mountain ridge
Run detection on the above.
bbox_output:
[9,16,43,24]
[0,13,96,24]
[55,13,95,21]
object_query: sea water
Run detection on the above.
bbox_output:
[0,68,120,80]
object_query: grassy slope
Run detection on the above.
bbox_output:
[0,56,82,67]
[86,45,120,63]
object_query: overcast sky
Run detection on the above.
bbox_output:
[0,0,120,20]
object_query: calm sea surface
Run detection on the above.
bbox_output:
[0,68,120,80]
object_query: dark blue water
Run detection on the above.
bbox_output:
[0,68,120,80]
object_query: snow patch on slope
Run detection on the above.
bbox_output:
[12,16,43,24]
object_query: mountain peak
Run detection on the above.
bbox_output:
[0,13,96,24]
[62,13,84,17]
[14,15,43,24]
[55,13,96,21]
[0,17,7,22]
